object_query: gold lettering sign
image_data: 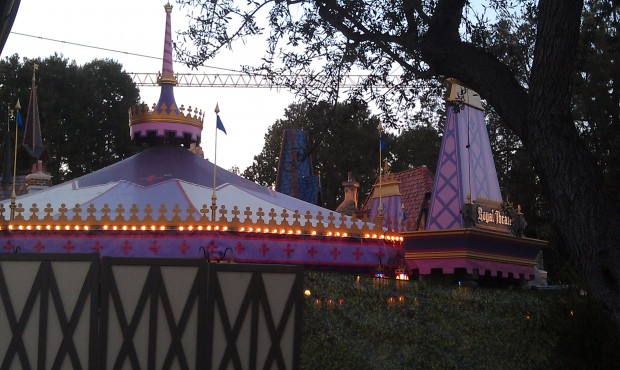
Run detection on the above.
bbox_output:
[473,199,512,234]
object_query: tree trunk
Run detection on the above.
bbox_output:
[526,0,620,321]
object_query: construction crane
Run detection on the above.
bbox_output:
[11,32,404,88]
[129,72,404,88]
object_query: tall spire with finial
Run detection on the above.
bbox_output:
[129,2,203,147]
[425,79,502,230]
[157,2,178,112]
[22,63,48,161]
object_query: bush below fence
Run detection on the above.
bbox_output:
[301,272,620,370]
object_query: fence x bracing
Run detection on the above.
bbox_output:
[0,254,303,370]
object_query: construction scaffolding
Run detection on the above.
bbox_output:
[129,72,404,88]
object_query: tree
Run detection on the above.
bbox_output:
[573,2,620,203]
[389,124,441,174]
[177,0,620,324]
[0,54,141,183]
[244,99,441,210]
[243,100,391,210]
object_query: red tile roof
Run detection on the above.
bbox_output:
[360,166,434,231]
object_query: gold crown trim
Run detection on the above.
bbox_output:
[129,103,204,128]
[404,250,537,266]
[158,76,177,86]
[0,202,405,242]
[375,173,399,184]
[158,71,177,86]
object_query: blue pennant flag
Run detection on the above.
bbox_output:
[216,115,227,135]
[16,111,24,132]
[379,137,385,150]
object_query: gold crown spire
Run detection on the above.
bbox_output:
[128,3,203,146]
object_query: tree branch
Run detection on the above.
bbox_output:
[402,0,429,37]
[317,0,401,44]
[417,0,529,137]
[317,0,430,78]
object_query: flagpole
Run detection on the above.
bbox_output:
[10,99,21,221]
[377,121,383,226]
[211,103,219,221]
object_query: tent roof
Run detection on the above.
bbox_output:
[5,145,333,221]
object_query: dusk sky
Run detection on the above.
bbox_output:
[1,0,298,171]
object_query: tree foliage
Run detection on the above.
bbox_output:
[243,100,440,210]
[0,54,141,183]
[176,0,620,324]
[244,100,383,209]
[574,1,620,199]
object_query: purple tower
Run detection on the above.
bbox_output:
[367,165,404,232]
[22,66,49,161]
[404,80,544,281]
[426,80,502,230]
[129,3,204,147]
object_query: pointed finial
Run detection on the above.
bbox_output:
[128,3,203,146]
[214,103,220,114]
[15,99,21,111]
[32,63,39,82]
[377,121,382,132]
[157,2,177,86]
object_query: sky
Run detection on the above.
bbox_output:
[1,0,297,172]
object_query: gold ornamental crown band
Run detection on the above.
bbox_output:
[129,102,204,128]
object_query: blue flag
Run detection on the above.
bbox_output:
[379,137,385,150]
[16,111,24,132]
[216,115,227,135]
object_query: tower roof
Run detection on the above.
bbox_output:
[426,80,503,231]
[275,129,320,204]
[361,166,434,232]
[22,64,49,161]
[129,3,203,147]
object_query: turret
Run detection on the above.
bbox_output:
[128,3,204,147]
[426,79,503,230]
[22,64,49,161]
[335,172,359,216]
